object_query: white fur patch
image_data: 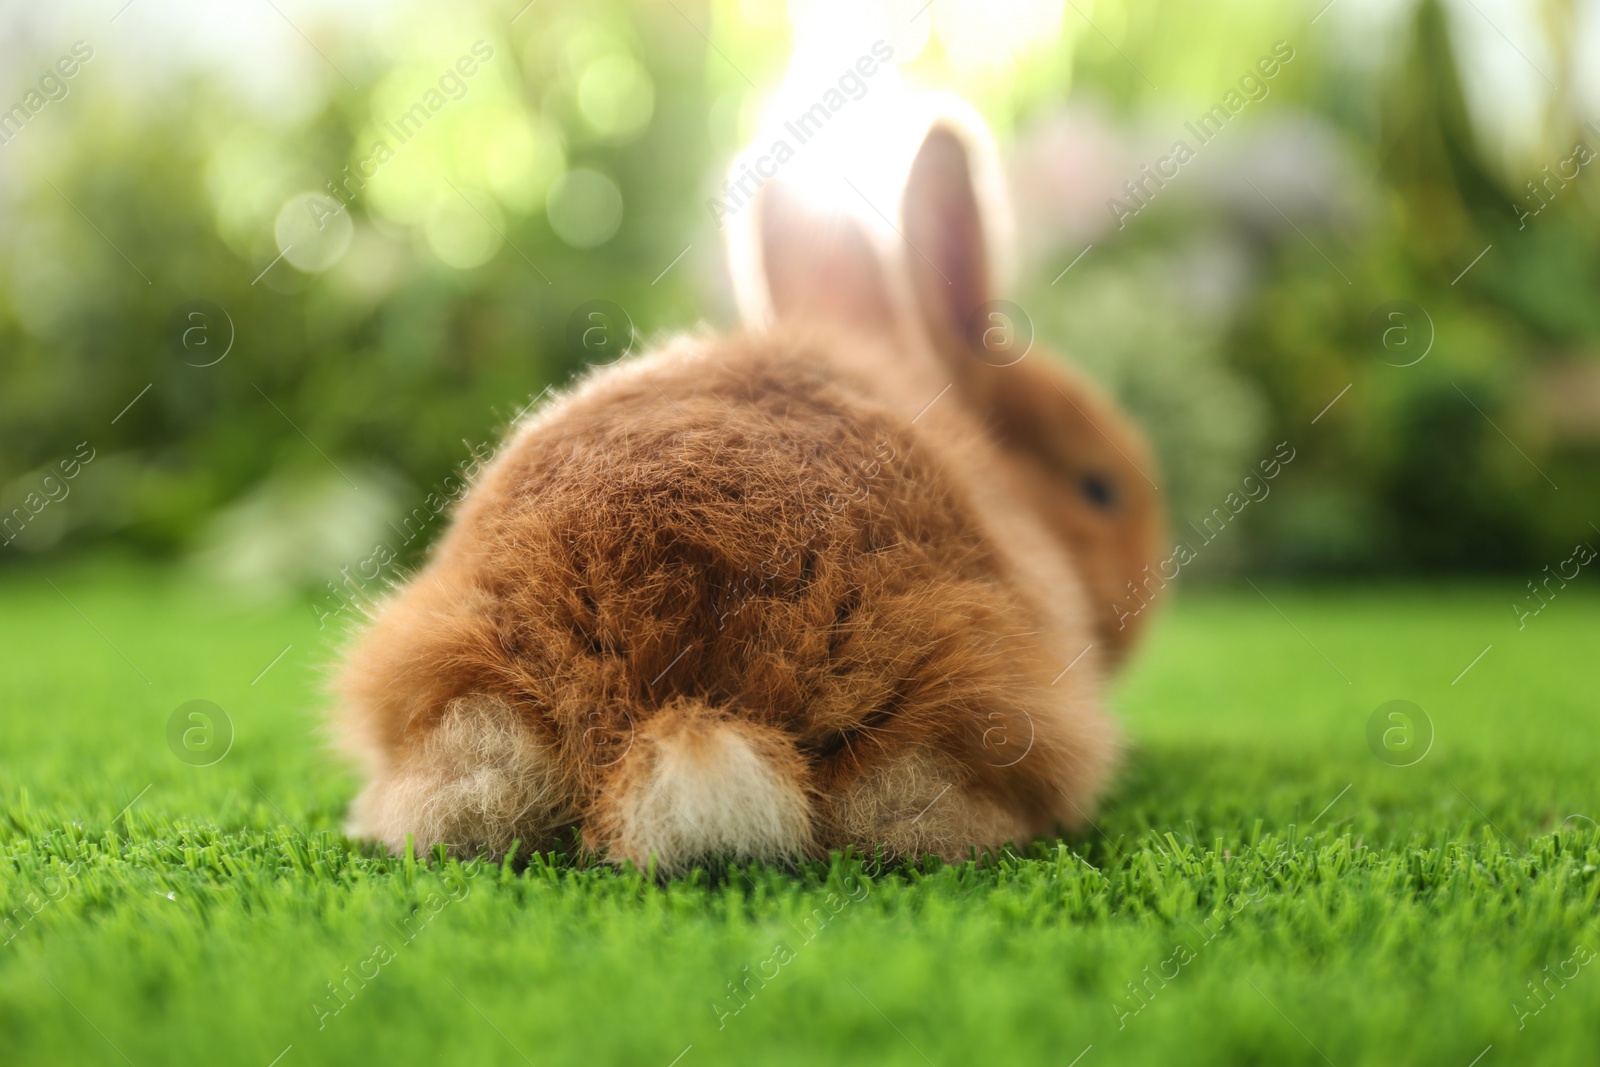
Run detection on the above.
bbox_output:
[347,695,560,858]
[610,718,813,871]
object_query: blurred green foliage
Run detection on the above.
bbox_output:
[0,0,1595,584]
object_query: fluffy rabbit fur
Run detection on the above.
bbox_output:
[334,110,1164,872]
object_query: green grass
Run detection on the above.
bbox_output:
[3,559,1598,1066]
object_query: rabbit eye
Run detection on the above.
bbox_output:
[1080,472,1117,510]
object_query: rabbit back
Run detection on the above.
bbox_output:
[336,328,1116,869]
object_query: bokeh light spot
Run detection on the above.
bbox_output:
[546,168,623,248]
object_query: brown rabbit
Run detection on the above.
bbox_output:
[333,109,1164,872]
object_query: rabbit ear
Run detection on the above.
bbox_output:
[732,178,897,336]
[899,116,1014,403]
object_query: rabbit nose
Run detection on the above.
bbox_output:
[587,700,815,872]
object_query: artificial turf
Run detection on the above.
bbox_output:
[2,559,1597,1065]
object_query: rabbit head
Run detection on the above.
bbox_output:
[735,105,1166,664]
[332,104,1165,874]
